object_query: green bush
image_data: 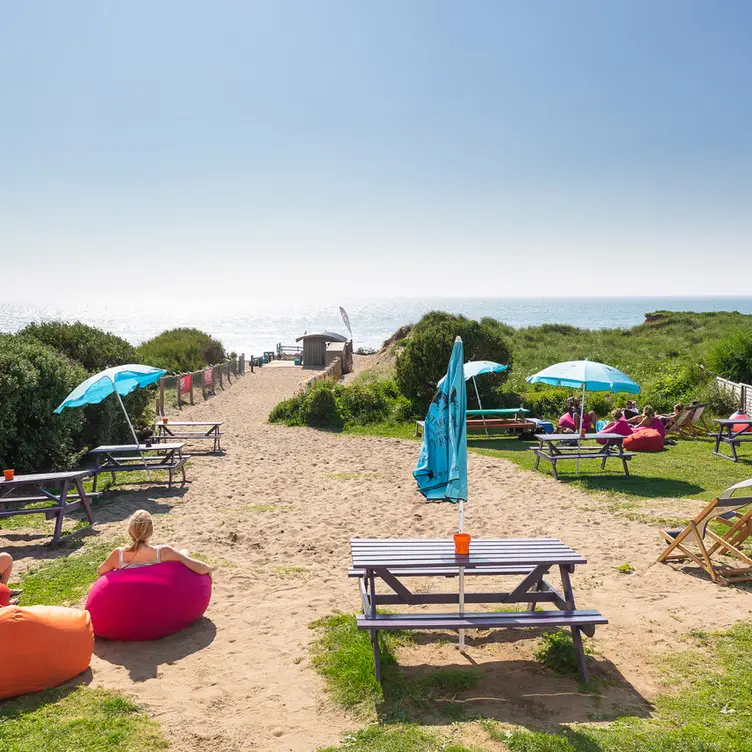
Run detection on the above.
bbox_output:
[0,335,88,472]
[396,312,512,412]
[19,321,136,372]
[18,321,151,449]
[269,378,413,429]
[135,328,226,373]
[708,329,752,384]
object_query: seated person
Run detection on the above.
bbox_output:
[557,397,597,433]
[0,551,22,604]
[623,400,640,419]
[629,405,666,438]
[600,408,633,436]
[98,510,212,577]
[659,402,685,430]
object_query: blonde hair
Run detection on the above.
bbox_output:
[127,510,154,552]
[611,408,623,421]
[642,405,655,420]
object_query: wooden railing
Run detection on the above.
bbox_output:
[305,357,342,389]
[156,354,246,414]
[716,376,752,414]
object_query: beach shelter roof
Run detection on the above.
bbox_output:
[295,331,348,343]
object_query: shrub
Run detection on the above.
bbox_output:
[0,335,88,472]
[135,328,226,373]
[533,630,592,677]
[19,321,136,372]
[303,384,343,429]
[708,329,752,385]
[396,312,512,412]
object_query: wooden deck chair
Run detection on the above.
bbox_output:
[657,478,752,585]
[664,407,691,436]
[677,403,710,438]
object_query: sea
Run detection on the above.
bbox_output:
[1,296,751,358]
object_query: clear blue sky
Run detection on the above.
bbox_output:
[1,1,750,301]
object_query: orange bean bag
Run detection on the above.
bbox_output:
[623,427,664,452]
[0,605,94,700]
[0,584,9,608]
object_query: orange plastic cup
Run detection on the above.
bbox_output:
[163,417,169,424]
[3,469,14,481]
[454,533,470,555]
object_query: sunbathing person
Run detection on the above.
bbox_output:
[0,551,22,603]
[629,405,666,438]
[98,510,212,577]
[659,402,685,429]
[601,408,633,436]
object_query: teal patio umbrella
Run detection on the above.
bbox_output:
[527,359,640,447]
[55,364,167,446]
[439,360,508,436]
[414,336,468,650]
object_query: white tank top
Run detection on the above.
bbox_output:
[117,545,162,570]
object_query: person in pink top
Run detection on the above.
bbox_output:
[630,405,666,438]
[602,408,633,436]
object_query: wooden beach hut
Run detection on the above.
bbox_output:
[296,331,352,372]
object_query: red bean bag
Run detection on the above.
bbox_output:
[0,584,9,608]
[730,412,750,434]
[0,605,94,699]
[85,561,212,641]
[623,427,664,452]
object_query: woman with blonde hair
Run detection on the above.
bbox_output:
[98,510,212,577]
[628,405,666,438]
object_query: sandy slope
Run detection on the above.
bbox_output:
[3,363,752,751]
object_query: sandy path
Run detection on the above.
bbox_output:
[4,363,752,750]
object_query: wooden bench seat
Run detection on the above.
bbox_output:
[91,456,189,490]
[349,565,535,578]
[0,492,102,505]
[357,609,607,633]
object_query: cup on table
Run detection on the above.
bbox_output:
[454,533,471,555]
[162,417,169,424]
[3,469,14,481]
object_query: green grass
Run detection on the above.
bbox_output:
[343,422,418,441]
[471,435,752,502]
[615,562,635,574]
[483,621,752,752]
[15,540,116,607]
[309,614,480,721]
[318,725,478,752]
[0,686,168,752]
[532,631,593,679]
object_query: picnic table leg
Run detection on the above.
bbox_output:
[51,480,70,545]
[534,451,541,471]
[74,477,94,525]
[714,427,723,455]
[730,428,740,462]
[559,564,590,683]
[551,458,559,481]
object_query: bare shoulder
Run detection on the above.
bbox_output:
[158,545,182,560]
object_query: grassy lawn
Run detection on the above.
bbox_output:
[344,422,752,505]
[313,612,752,752]
[13,539,118,607]
[0,687,168,752]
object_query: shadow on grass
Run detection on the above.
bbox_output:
[0,669,93,716]
[94,616,217,681]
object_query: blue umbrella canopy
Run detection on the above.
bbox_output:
[526,360,640,393]
[414,337,467,503]
[437,360,507,388]
[55,364,168,412]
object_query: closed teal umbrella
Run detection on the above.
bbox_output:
[414,336,468,650]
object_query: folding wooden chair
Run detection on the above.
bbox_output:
[664,407,691,436]
[657,478,752,585]
[677,403,710,438]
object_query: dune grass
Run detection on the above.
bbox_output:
[0,686,167,752]
[309,614,480,722]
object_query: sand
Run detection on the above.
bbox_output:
[3,362,752,751]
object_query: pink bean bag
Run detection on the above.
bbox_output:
[558,413,576,431]
[0,584,9,608]
[730,412,750,434]
[623,428,664,452]
[85,561,212,641]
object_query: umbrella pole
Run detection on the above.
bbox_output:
[472,377,488,438]
[577,383,586,474]
[458,499,466,653]
[114,390,151,478]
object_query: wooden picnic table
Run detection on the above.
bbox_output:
[532,433,634,480]
[88,443,189,491]
[350,537,605,683]
[0,470,95,544]
[711,418,752,462]
[154,420,223,453]
[466,408,530,417]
